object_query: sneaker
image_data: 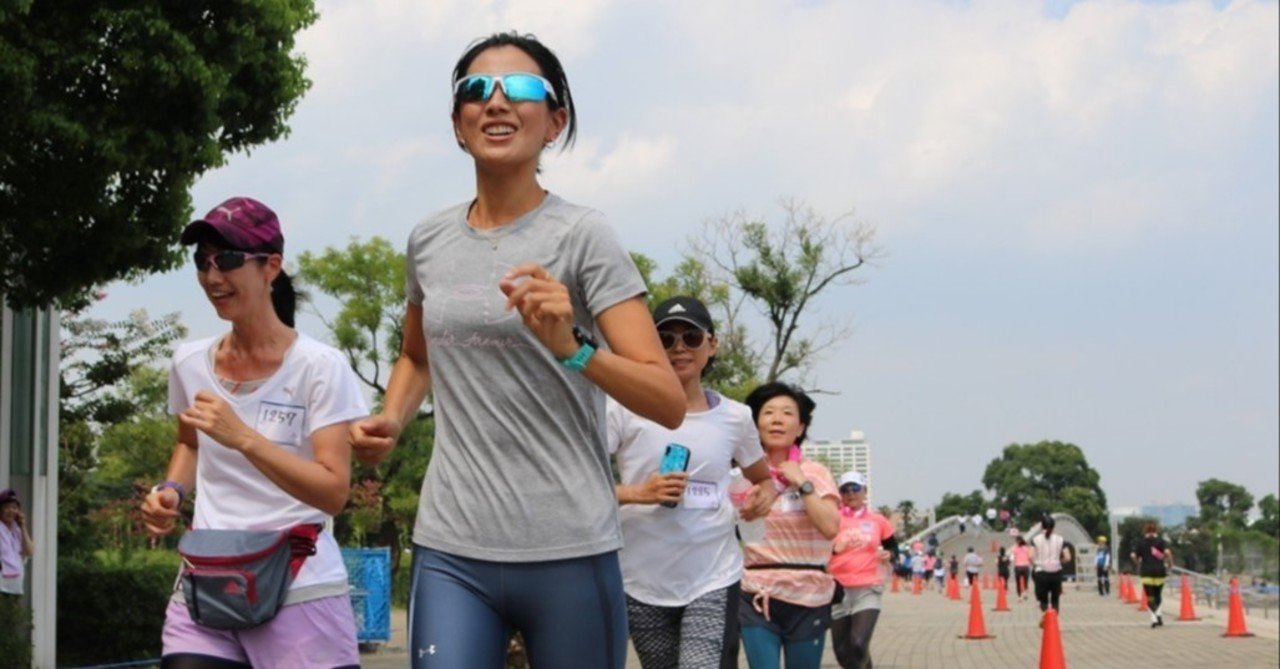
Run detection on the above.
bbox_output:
[1157,615,1164,627]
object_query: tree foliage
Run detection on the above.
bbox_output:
[1194,478,1255,530]
[58,308,187,556]
[1255,494,1279,537]
[690,198,880,384]
[297,236,406,395]
[980,440,1108,536]
[635,198,879,398]
[295,236,432,569]
[0,0,317,307]
[935,490,987,520]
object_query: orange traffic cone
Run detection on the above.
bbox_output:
[1177,575,1200,621]
[1222,578,1254,637]
[1124,575,1138,604]
[990,539,998,554]
[947,574,962,600]
[912,575,923,595]
[1039,608,1067,669]
[959,579,995,639]
[891,574,900,593]
[993,577,1011,612]
[1137,583,1149,612]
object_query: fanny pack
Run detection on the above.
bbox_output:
[177,524,321,630]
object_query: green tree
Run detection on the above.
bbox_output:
[297,237,406,394]
[980,440,1109,536]
[0,0,317,307]
[935,490,986,520]
[690,198,880,384]
[895,499,921,537]
[1195,478,1254,530]
[295,236,432,570]
[58,308,186,556]
[1255,494,1279,537]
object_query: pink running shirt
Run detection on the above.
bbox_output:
[828,508,895,588]
[1013,544,1031,568]
[741,460,839,607]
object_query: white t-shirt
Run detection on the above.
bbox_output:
[1032,532,1065,573]
[607,393,765,606]
[964,552,984,574]
[0,521,25,595]
[168,333,369,591]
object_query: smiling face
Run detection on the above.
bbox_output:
[756,395,806,452]
[658,322,718,386]
[452,46,567,171]
[0,501,18,524]
[195,243,280,323]
[840,484,867,510]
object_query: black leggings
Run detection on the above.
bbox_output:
[1014,567,1031,596]
[1033,571,1063,612]
[831,609,880,669]
[1144,583,1165,615]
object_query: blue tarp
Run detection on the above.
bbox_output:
[342,547,392,643]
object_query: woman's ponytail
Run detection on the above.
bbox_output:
[272,270,296,328]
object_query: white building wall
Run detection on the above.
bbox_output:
[806,430,873,505]
[1,300,60,668]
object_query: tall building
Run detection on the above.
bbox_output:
[1140,503,1199,529]
[805,430,872,504]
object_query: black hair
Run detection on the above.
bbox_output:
[451,31,577,150]
[1042,514,1056,534]
[744,381,816,444]
[188,228,295,328]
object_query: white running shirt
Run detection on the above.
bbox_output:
[1032,532,1065,573]
[607,394,765,606]
[168,333,369,591]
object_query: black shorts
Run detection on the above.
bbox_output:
[738,590,831,643]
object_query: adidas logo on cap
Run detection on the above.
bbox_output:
[668,304,687,313]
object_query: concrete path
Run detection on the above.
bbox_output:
[361,580,1279,668]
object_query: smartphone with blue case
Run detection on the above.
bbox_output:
[658,443,691,508]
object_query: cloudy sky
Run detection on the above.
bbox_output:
[95,0,1279,511]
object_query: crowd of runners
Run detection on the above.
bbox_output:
[130,29,1170,669]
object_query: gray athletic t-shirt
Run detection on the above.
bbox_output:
[405,194,646,562]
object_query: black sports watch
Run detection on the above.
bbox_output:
[572,325,598,348]
[797,481,815,496]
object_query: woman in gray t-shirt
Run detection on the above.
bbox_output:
[349,31,684,669]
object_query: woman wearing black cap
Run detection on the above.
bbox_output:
[609,295,777,668]
[140,197,369,667]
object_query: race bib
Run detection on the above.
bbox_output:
[255,401,305,446]
[682,479,720,510]
[779,490,805,513]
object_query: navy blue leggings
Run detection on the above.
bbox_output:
[408,545,627,669]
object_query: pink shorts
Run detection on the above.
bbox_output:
[162,595,359,667]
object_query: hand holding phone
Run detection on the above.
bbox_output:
[658,443,691,508]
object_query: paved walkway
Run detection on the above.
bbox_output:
[362,580,1279,668]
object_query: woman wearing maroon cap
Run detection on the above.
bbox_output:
[140,197,369,668]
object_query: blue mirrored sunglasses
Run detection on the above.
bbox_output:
[453,72,558,104]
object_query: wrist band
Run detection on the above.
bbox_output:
[151,480,187,505]
[559,342,596,372]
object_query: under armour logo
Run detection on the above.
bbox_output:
[418,645,437,658]
[668,304,687,313]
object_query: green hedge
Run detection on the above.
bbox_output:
[0,594,32,668]
[58,550,179,666]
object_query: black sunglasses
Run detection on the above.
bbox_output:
[194,250,271,273]
[839,483,865,494]
[659,329,707,350]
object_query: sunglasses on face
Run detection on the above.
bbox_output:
[839,484,865,494]
[453,72,558,104]
[194,250,271,273]
[659,329,707,350]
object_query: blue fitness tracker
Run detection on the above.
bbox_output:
[560,325,598,372]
